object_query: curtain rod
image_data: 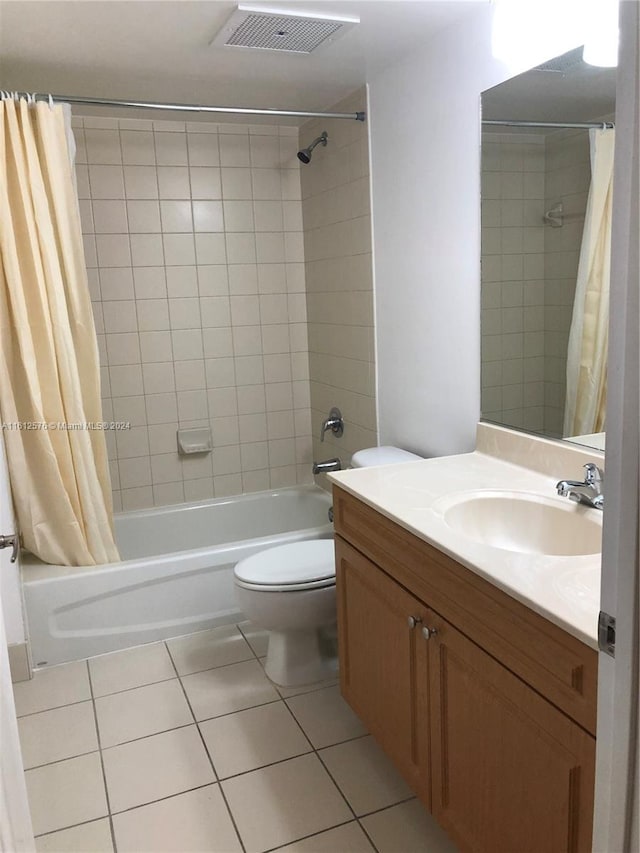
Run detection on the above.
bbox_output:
[10,92,366,122]
[483,119,614,130]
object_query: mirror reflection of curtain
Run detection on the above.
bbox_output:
[0,97,120,566]
[563,127,614,437]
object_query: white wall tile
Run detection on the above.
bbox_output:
[146,393,179,425]
[96,234,131,267]
[225,234,256,264]
[103,300,137,333]
[130,234,164,266]
[124,166,159,199]
[85,112,314,507]
[166,266,198,298]
[195,234,227,265]
[121,131,155,166]
[193,201,224,232]
[219,135,250,167]
[190,168,222,200]
[187,134,220,167]
[100,268,135,300]
[142,362,176,395]
[137,299,170,331]
[127,200,161,233]
[158,167,190,199]
[163,234,196,266]
[221,168,252,200]
[155,132,188,166]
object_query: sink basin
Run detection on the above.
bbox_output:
[434,490,602,556]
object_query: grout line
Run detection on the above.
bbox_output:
[33,815,113,842]
[26,622,412,851]
[260,818,358,853]
[166,639,247,853]
[86,660,119,853]
[356,818,381,853]
[23,747,102,773]
[16,696,94,720]
[356,793,417,820]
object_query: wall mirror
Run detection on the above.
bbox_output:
[480,46,616,451]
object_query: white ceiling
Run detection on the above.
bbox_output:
[483,49,617,128]
[0,1,486,123]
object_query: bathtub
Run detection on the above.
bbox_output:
[22,485,333,667]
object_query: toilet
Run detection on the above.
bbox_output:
[233,445,423,686]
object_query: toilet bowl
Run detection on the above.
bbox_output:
[234,446,423,687]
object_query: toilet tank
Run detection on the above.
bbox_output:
[350,446,423,468]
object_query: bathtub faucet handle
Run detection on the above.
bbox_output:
[320,407,344,442]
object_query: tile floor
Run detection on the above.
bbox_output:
[14,622,457,853]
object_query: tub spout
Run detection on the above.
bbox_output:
[313,458,342,475]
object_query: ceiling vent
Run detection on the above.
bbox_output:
[211,5,359,54]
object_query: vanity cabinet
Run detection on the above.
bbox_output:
[334,487,597,853]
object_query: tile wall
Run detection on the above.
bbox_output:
[480,132,547,434]
[73,115,313,511]
[299,89,377,484]
[481,130,592,438]
[542,129,591,437]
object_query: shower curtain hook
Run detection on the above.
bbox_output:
[48,93,54,109]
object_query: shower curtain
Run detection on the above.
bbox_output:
[563,126,615,437]
[0,96,119,566]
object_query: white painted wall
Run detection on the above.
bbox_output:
[0,432,25,645]
[368,5,512,457]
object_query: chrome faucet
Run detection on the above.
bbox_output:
[312,458,342,475]
[320,407,344,442]
[556,463,604,510]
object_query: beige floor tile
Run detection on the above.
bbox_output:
[319,735,412,816]
[112,784,242,852]
[25,752,108,836]
[95,678,193,747]
[166,624,254,675]
[102,724,215,813]
[238,620,270,656]
[18,701,98,769]
[286,685,367,748]
[181,658,279,721]
[13,661,91,717]
[276,675,338,699]
[35,818,114,852]
[276,821,375,852]
[360,799,459,852]
[222,753,352,853]
[89,642,176,698]
[200,700,311,778]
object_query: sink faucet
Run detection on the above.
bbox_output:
[556,463,604,510]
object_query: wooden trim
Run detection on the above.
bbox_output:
[333,486,598,735]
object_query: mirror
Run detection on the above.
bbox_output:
[480,46,615,451]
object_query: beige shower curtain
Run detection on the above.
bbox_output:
[563,127,615,438]
[0,97,119,566]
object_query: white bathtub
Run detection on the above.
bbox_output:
[22,486,333,667]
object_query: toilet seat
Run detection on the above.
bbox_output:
[234,539,335,593]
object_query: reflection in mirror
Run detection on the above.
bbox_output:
[480,47,615,451]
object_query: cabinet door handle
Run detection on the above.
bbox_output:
[422,625,438,640]
[407,616,422,629]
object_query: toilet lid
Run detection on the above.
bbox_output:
[234,539,335,587]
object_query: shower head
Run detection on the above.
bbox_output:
[297,131,328,163]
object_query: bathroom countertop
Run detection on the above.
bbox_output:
[328,424,604,650]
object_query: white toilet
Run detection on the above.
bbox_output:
[233,445,423,686]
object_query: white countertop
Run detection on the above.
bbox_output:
[329,424,604,649]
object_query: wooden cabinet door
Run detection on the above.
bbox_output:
[427,611,596,853]
[335,536,430,805]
